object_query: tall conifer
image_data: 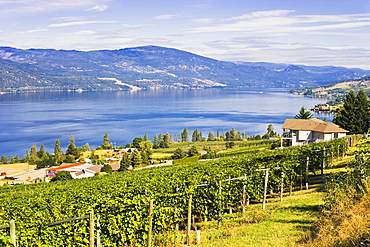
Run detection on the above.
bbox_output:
[333,89,369,134]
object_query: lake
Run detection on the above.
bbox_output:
[0,88,330,157]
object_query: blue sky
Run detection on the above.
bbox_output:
[1,0,370,69]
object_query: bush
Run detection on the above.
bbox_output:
[51,171,72,182]
[101,164,113,173]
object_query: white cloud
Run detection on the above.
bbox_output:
[153,14,176,20]
[188,10,370,35]
[0,0,109,13]
[193,18,213,24]
[53,16,85,22]
[225,10,296,21]
[27,28,48,33]
[87,4,108,12]
[49,20,119,28]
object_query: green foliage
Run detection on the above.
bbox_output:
[171,148,186,160]
[99,133,113,150]
[101,164,113,173]
[295,106,313,119]
[66,135,80,159]
[119,152,132,171]
[225,141,235,149]
[333,89,370,134]
[51,171,72,182]
[187,145,199,157]
[0,138,348,246]
[1,155,8,164]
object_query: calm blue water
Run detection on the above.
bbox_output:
[0,88,330,157]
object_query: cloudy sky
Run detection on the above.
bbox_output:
[1,0,370,69]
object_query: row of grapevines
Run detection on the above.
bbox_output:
[0,138,348,246]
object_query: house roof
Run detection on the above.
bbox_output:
[47,163,85,171]
[282,118,348,133]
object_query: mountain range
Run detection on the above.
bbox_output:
[0,45,369,93]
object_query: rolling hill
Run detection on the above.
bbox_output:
[0,45,369,93]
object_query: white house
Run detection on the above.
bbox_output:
[281,118,348,146]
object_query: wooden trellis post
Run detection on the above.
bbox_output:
[147,200,154,247]
[186,194,193,246]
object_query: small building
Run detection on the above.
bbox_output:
[46,163,102,179]
[281,118,348,146]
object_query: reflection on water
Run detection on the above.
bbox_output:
[0,88,329,156]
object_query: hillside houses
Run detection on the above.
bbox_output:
[46,162,119,179]
[282,118,348,146]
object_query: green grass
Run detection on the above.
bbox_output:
[194,192,323,247]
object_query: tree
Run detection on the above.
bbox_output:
[187,145,199,157]
[192,129,199,142]
[100,133,112,150]
[225,141,235,149]
[37,144,45,158]
[63,155,76,163]
[140,141,153,165]
[131,150,142,168]
[51,171,72,182]
[207,132,214,141]
[333,89,369,134]
[164,132,172,143]
[295,106,313,119]
[153,134,159,148]
[1,155,8,164]
[101,164,113,173]
[132,137,143,149]
[66,135,79,158]
[35,152,56,169]
[119,152,132,171]
[182,127,189,142]
[355,88,370,133]
[54,139,63,157]
[143,134,149,141]
[265,124,276,137]
[30,145,37,157]
[172,148,186,160]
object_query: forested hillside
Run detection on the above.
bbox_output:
[1,46,369,93]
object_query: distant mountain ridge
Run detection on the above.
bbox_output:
[0,45,369,93]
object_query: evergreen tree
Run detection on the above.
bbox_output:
[192,129,199,142]
[266,124,276,137]
[199,131,204,141]
[100,133,112,150]
[143,134,149,141]
[153,134,159,148]
[216,130,220,138]
[1,155,8,164]
[54,139,63,157]
[24,150,30,163]
[295,106,313,119]
[182,127,189,142]
[131,150,142,168]
[119,152,132,171]
[139,141,153,165]
[207,132,214,141]
[37,144,45,158]
[30,145,37,157]
[172,148,186,159]
[187,145,199,157]
[164,132,172,143]
[333,89,368,134]
[66,135,79,159]
[355,88,370,133]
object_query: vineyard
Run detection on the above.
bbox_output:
[0,138,350,246]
